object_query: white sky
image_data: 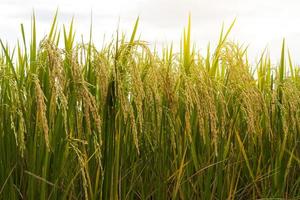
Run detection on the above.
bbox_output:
[1,0,300,64]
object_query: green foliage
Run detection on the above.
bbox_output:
[1,13,300,200]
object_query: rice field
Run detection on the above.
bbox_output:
[1,13,300,199]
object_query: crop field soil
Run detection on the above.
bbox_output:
[1,13,300,199]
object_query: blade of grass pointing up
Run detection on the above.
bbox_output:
[279,39,285,84]
[30,12,36,69]
[210,19,236,77]
[287,49,294,79]
[129,17,139,45]
[183,14,191,74]
[48,9,59,42]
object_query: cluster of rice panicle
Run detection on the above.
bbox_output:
[1,16,300,199]
[34,77,50,150]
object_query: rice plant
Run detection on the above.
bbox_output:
[1,12,300,199]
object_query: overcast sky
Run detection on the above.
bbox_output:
[0,0,300,64]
